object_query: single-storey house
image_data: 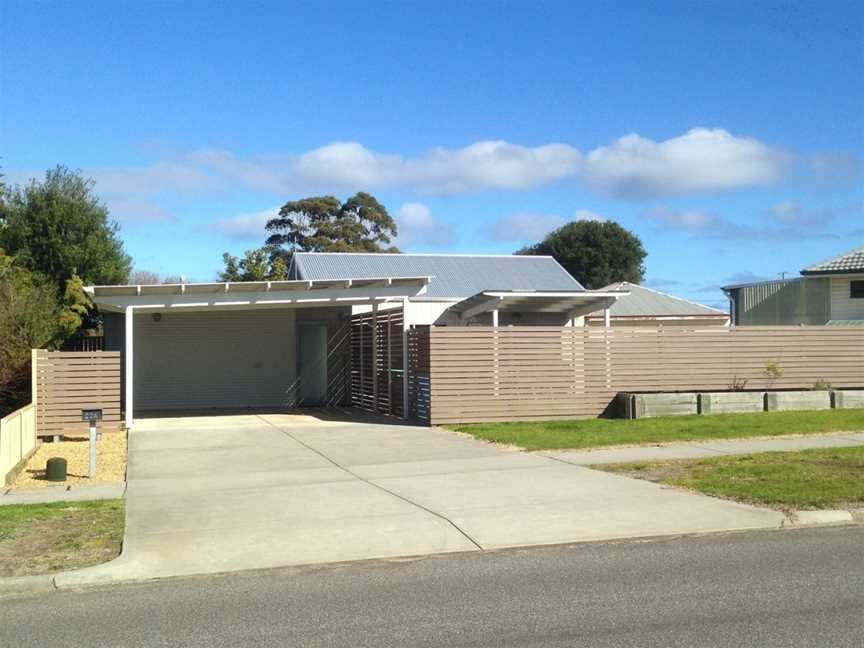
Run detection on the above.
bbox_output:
[584,282,729,327]
[722,246,864,326]
[88,253,627,427]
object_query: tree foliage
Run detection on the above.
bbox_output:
[0,251,87,414]
[0,166,132,290]
[219,247,289,282]
[264,192,399,254]
[518,220,646,289]
[129,270,185,285]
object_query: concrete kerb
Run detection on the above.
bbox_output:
[3,506,862,596]
[9,512,861,595]
[782,510,855,527]
[0,573,57,597]
[0,482,126,506]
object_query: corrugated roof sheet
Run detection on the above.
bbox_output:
[290,253,583,299]
[827,319,864,326]
[599,282,727,317]
[801,246,864,275]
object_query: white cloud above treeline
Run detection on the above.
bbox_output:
[212,206,279,241]
[7,128,857,232]
[393,202,456,247]
[491,208,609,242]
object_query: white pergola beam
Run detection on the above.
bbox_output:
[461,296,504,322]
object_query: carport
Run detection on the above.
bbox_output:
[86,276,431,428]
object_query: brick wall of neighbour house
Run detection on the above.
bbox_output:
[33,350,123,437]
[406,325,864,424]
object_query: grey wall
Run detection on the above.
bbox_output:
[732,277,830,325]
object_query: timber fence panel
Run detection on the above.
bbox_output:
[1,403,37,484]
[33,350,123,437]
[426,326,864,424]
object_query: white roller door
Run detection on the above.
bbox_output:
[133,309,296,411]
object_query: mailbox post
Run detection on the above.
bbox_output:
[81,409,103,478]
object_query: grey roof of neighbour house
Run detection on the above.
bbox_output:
[801,246,864,275]
[593,282,727,318]
[289,252,583,299]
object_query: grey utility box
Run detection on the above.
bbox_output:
[831,390,864,409]
[699,392,766,415]
[765,390,831,412]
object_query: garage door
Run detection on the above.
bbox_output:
[133,309,296,411]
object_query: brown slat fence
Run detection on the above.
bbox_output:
[33,350,123,437]
[415,326,864,424]
[350,308,405,417]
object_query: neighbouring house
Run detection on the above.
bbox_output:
[583,282,730,327]
[722,246,864,326]
[88,253,627,426]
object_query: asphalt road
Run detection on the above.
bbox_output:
[2,526,862,647]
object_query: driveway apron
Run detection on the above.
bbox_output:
[58,413,785,586]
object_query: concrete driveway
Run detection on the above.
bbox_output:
[60,412,785,585]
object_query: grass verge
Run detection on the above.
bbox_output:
[449,409,864,451]
[0,499,124,577]
[600,446,864,510]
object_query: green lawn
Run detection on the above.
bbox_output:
[600,446,864,510]
[449,409,864,451]
[0,499,125,577]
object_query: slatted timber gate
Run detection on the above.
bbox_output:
[32,350,123,437]
[350,308,406,417]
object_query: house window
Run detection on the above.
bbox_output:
[851,281,864,299]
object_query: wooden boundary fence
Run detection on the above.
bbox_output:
[33,350,123,437]
[413,326,864,424]
[1,403,37,484]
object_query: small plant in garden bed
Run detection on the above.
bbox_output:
[812,378,832,391]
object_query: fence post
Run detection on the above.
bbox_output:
[31,349,38,436]
[402,297,410,419]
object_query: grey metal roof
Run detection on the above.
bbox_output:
[290,253,583,299]
[596,282,727,317]
[801,246,864,275]
[827,319,864,327]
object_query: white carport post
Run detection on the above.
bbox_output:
[604,307,611,327]
[124,305,135,430]
[491,308,499,327]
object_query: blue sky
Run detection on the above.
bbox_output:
[2,0,862,306]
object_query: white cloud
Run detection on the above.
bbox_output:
[91,162,220,195]
[491,212,567,242]
[581,128,790,199]
[295,140,582,194]
[808,152,863,187]
[212,206,280,241]
[103,196,176,224]
[394,202,455,247]
[768,201,838,228]
[644,206,722,231]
